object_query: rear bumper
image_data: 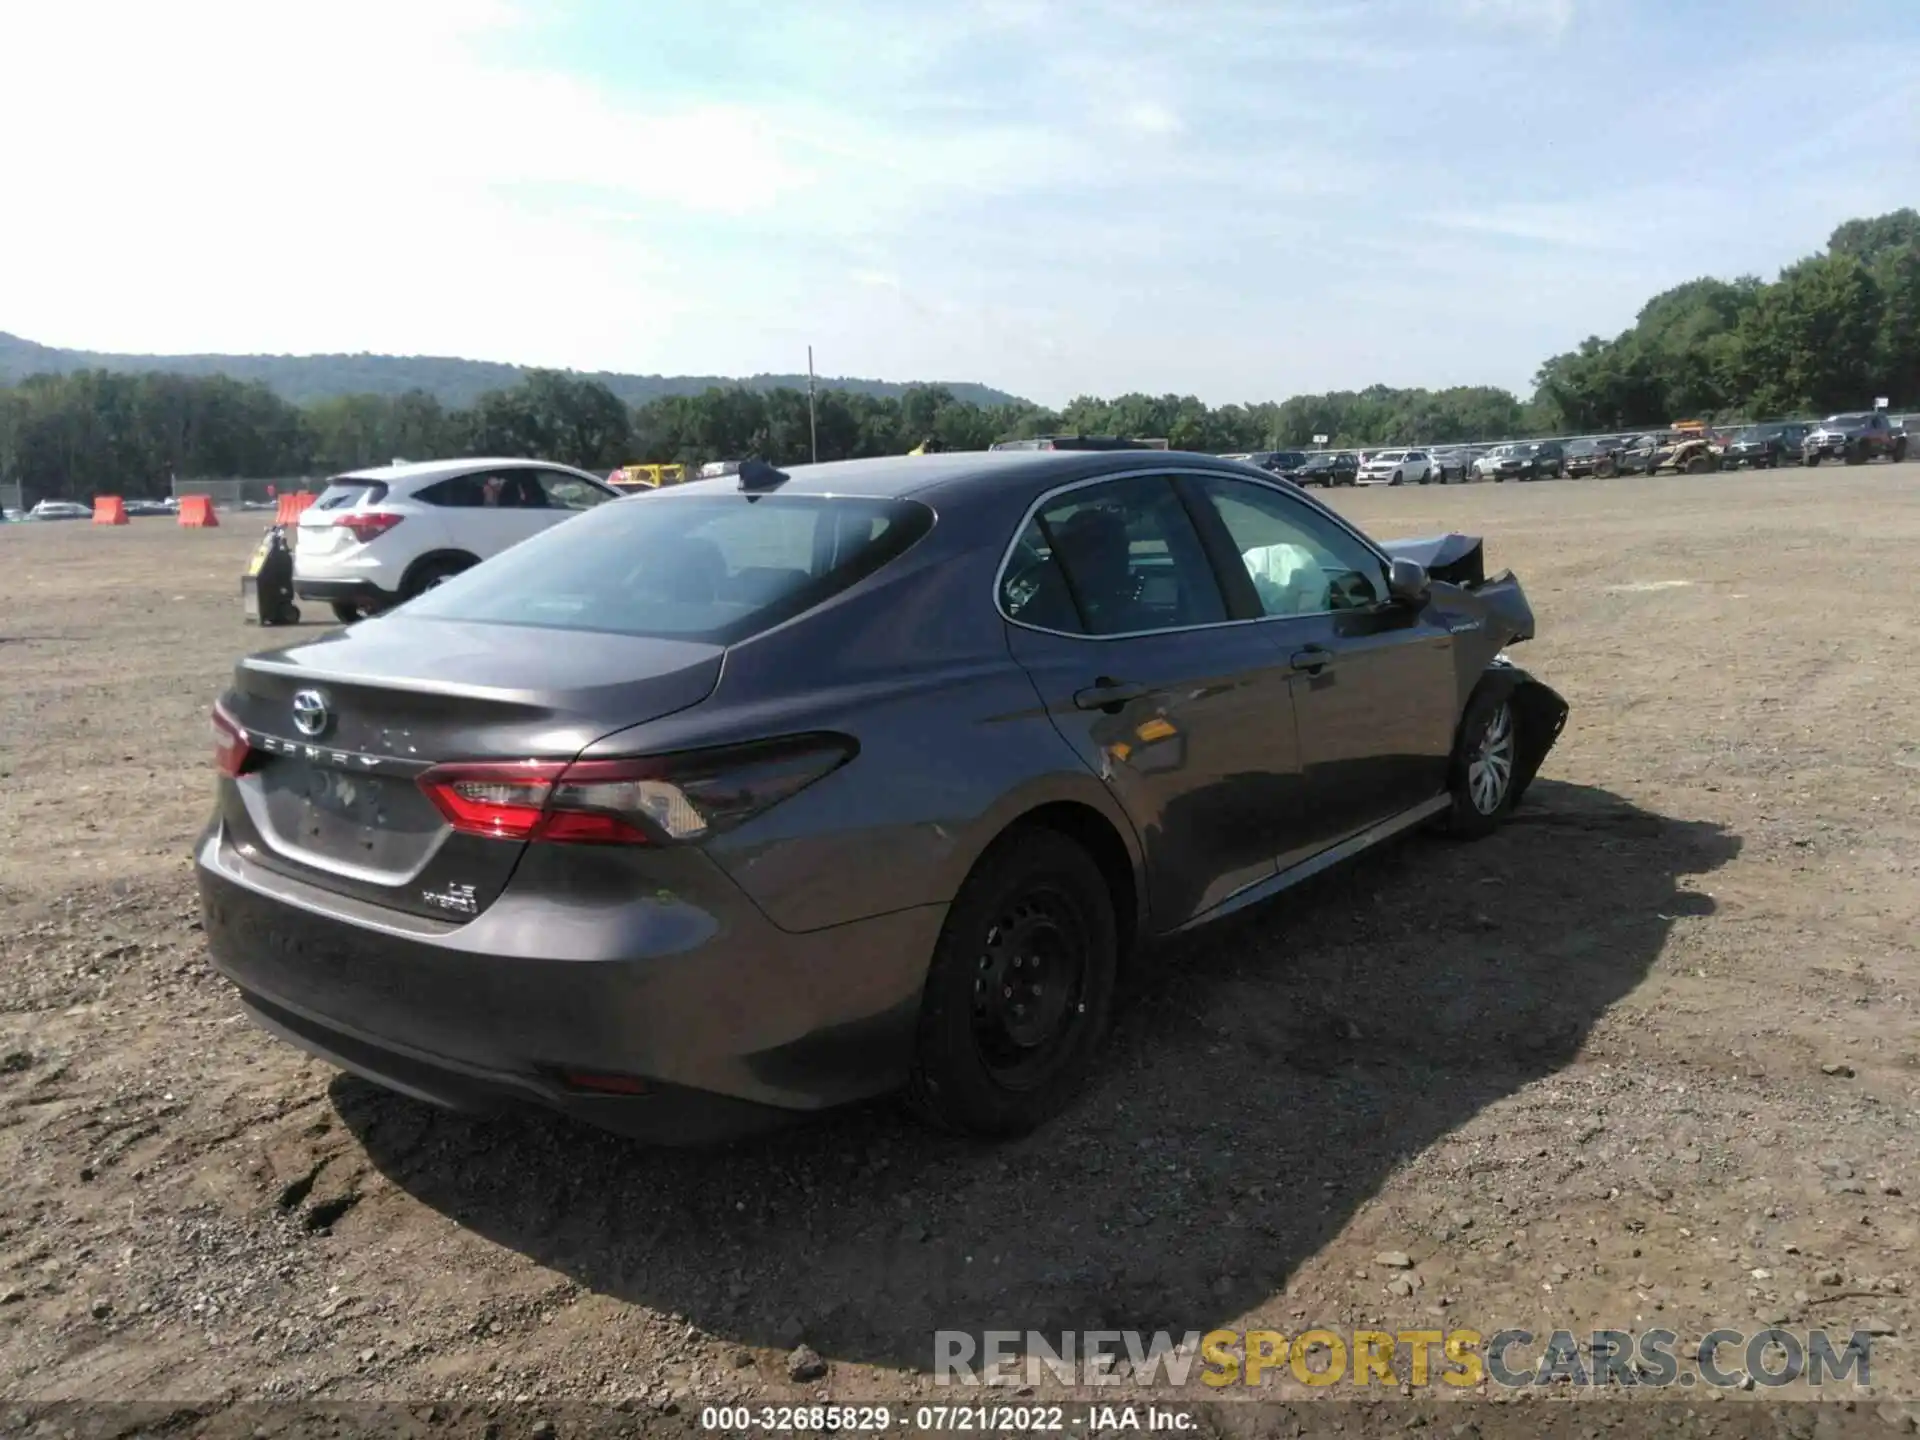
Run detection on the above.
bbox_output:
[293,577,399,606]
[195,824,945,1143]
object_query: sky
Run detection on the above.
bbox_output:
[2,0,1916,407]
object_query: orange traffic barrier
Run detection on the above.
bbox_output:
[274,491,315,524]
[178,495,219,528]
[92,496,129,525]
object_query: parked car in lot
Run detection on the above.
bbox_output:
[1242,450,1314,478]
[197,450,1569,1143]
[1290,452,1358,487]
[1356,448,1437,485]
[1474,441,1563,481]
[1613,434,1658,474]
[1562,437,1625,478]
[1448,447,1490,482]
[1719,422,1809,469]
[27,499,92,520]
[1802,412,1908,466]
[292,458,621,624]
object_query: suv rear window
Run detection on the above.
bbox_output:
[314,481,388,509]
[400,493,933,644]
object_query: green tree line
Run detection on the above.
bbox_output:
[4,209,1915,505]
[1532,209,1920,430]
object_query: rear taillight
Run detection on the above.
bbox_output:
[416,735,855,846]
[336,511,404,545]
[211,700,255,778]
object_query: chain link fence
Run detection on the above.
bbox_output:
[170,476,321,509]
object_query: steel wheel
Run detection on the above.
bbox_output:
[1467,701,1515,815]
[969,888,1088,1090]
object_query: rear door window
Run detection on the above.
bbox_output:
[533,471,616,510]
[999,476,1227,637]
[414,473,491,507]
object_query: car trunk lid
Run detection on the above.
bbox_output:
[217,616,723,920]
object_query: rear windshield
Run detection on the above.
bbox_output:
[399,492,934,644]
[314,481,388,509]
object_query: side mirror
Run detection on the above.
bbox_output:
[1387,557,1430,605]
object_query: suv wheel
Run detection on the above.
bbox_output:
[1895,437,1909,463]
[905,829,1117,1137]
[329,602,364,624]
[402,556,472,599]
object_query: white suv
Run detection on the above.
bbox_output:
[293,458,622,622]
[1355,449,1435,486]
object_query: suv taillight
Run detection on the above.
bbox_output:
[211,700,256,778]
[337,511,404,544]
[416,735,856,845]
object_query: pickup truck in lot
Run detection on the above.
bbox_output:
[1802,411,1908,466]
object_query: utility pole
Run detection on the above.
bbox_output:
[807,345,819,465]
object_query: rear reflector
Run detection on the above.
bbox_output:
[211,700,256,778]
[336,511,404,545]
[555,1070,650,1096]
[416,734,855,846]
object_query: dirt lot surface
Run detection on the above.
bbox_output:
[3,465,1919,1429]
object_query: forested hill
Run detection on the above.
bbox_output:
[0,332,1026,410]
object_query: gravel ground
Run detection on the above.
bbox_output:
[2,465,1918,1426]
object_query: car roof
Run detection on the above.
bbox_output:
[648,449,1270,505]
[330,457,597,485]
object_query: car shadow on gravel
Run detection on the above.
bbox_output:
[337,778,1738,1373]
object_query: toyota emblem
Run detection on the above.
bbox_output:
[291,689,331,738]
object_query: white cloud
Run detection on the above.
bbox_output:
[1119,101,1184,136]
[0,0,813,363]
[1450,0,1577,40]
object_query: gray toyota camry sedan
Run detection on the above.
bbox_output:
[196,450,1568,1143]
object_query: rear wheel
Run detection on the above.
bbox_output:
[402,556,471,600]
[1895,437,1909,463]
[1844,445,1866,466]
[1441,688,1522,840]
[905,829,1117,1137]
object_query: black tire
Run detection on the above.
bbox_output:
[1844,445,1866,467]
[1440,686,1523,840]
[1390,471,1404,486]
[1805,452,1820,468]
[905,829,1118,1137]
[1895,438,1909,463]
[402,556,471,600]
[329,601,364,624]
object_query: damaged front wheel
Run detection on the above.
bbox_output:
[1441,689,1521,838]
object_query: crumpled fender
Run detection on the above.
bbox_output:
[1467,658,1569,807]
[1382,532,1486,587]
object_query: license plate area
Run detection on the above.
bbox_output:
[253,755,443,875]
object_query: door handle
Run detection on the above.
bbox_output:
[1290,646,1333,674]
[1073,678,1147,712]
